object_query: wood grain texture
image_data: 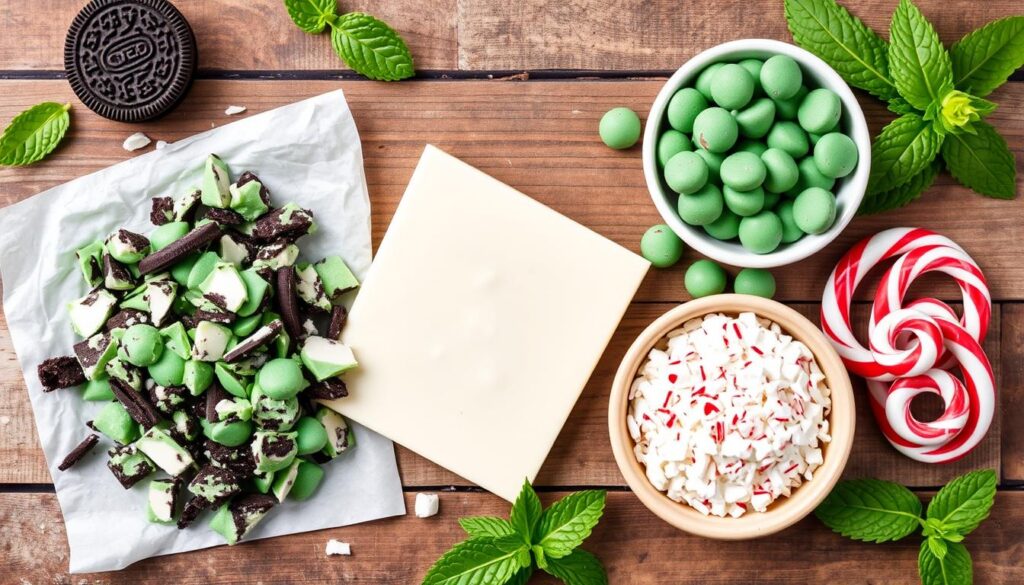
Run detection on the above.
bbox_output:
[3,490,1024,583]
[1001,304,1024,483]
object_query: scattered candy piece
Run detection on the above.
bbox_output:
[415,492,440,518]
[123,132,152,151]
[599,107,641,150]
[325,539,351,556]
[224,105,247,116]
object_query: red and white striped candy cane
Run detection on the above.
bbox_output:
[821,228,994,463]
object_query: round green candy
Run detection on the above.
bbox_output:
[640,225,685,268]
[720,152,766,191]
[657,130,691,167]
[760,55,803,100]
[703,208,741,240]
[734,98,776,139]
[738,211,784,254]
[766,121,809,158]
[813,132,859,179]
[148,348,185,387]
[664,151,709,194]
[797,88,842,134]
[733,268,776,298]
[776,200,804,243]
[773,86,808,120]
[676,183,724,226]
[295,416,329,455]
[149,222,190,252]
[734,140,768,157]
[695,63,726,100]
[120,324,163,367]
[723,185,765,217]
[692,107,738,153]
[257,358,306,400]
[792,156,836,194]
[695,148,724,183]
[685,259,727,298]
[288,460,325,501]
[737,59,764,89]
[710,64,755,110]
[599,107,642,150]
[666,87,708,133]
[761,148,799,193]
[763,190,781,210]
[202,418,254,447]
[793,187,837,234]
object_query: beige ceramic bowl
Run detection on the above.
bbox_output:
[608,294,855,539]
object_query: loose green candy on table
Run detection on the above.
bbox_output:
[733,268,776,298]
[599,107,642,149]
[685,259,727,298]
[664,150,709,194]
[640,224,685,268]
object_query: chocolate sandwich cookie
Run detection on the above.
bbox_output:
[138,222,222,275]
[37,356,86,391]
[327,305,348,340]
[65,0,197,122]
[58,434,100,471]
[223,319,283,363]
[305,377,348,401]
[275,267,304,339]
[110,377,162,428]
[204,440,257,479]
[177,496,208,529]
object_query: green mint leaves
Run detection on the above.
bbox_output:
[816,469,996,585]
[784,0,1021,213]
[422,481,608,585]
[281,1,414,81]
[0,102,71,167]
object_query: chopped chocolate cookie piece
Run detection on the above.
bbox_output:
[188,464,241,506]
[206,384,231,423]
[251,203,316,243]
[204,206,244,226]
[138,222,223,275]
[210,494,276,545]
[106,229,151,265]
[177,496,209,529]
[73,331,119,381]
[75,241,105,287]
[107,444,156,489]
[105,308,150,332]
[327,305,348,340]
[103,253,135,291]
[204,440,256,479]
[250,431,298,473]
[38,356,86,392]
[147,477,182,524]
[58,434,100,471]
[151,196,174,225]
[110,377,162,428]
[201,154,232,208]
[295,263,332,312]
[305,377,348,401]
[148,383,189,414]
[275,267,303,339]
[223,319,283,363]
[68,288,118,337]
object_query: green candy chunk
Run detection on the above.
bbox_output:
[295,416,329,455]
[192,321,232,362]
[723,185,765,217]
[210,495,276,545]
[692,107,738,153]
[734,98,776,139]
[299,336,358,382]
[677,183,724,226]
[232,314,263,337]
[772,86,808,121]
[733,268,776,299]
[68,289,117,338]
[760,55,803,100]
[170,189,202,222]
[737,59,764,89]
[184,359,215,396]
[286,460,324,501]
[252,243,300,272]
[237,269,270,317]
[256,358,307,399]
[198,262,248,313]
[215,396,253,422]
[640,224,684,268]
[763,191,781,210]
[251,431,298,473]
[74,331,119,381]
[147,479,179,524]
[684,259,727,298]
[229,179,270,221]
[695,149,724,183]
[777,200,805,243]
[797,88,842,134]
[316,407,355,458]
[793,187,837,234]
[75,241,105,287]
[252,392,301,432]
[657,130,691,167]
[694,63,725,100]
[251,471,274,494]
[160,322,192,360]
[102,254,135,292]
[271,459,302,502]
[201,154,232,208]
[710,63,754,110]
[119,324,163,367]
[93,401,140,444]
[148,346,185,387]
[666,87,707,133]
[149,222,190,252]
[738,211,784,254]
[219,234,250,267]
[202,418,254,447]
[107,444,155,488]
[119,287,150,313]
[703,208,741,240]
[813,132,859,179]
[767,121,809,159]
[313,256,360,301]
[296,263,333,312]
[792,156,836,194]
[215,362,250,398]
[82,375,115,401]
[664,151,708,194]
[598,107,642,150]
[186,251,221,290]
[720,151,766,192]
[136,426,195,476]
[105,357,142,390]
[171,410,199,442]
[735,140,768,157]
[106,229,150,265]
[190,466,241,505]
[761,148,800,194]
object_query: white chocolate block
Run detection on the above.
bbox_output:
[415,493,439,518]
[324,146,649,502]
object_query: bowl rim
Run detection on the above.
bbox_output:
[642,39,872,269]
[608,294,856,539]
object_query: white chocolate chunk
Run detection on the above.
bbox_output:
[192,321,232,362]
[136,427,194,476]
[224,105,247,116]
[199,262,248,313]
[414,493,439,518]
[68,289,117,338]
[123,132,151,151]
[325,539,351,556]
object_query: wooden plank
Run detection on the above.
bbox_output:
[457,0,1024,71]
[3,490,1023,583]
[0,80,1021,303]
[1001,304,1024,483]
[1,302,1001,487]
[0,0,458,72]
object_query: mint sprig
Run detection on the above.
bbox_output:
[0,102,71,167]
[422,480,608,585]
[283,0,336,34]
[783,0,1022,212]
[816,469,996,585]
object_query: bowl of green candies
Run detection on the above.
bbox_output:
[643,39,870,268]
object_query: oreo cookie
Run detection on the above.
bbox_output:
[65,0,198,122]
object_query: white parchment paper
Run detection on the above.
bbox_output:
[0,90,405,573]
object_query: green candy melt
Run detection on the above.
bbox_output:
[733,268,776,299]
[286,460,324,501]
[184,359,214,395]
[93,401,140,444]
[257,358,307,400]
[666,87,707,133]
[314,256,360,301]
[299,336,359,382]
[664,151,709,195]
[598,107,642,150]
[119,324,163,367]
[677,183,724,226]
[760,55,803,100]
[295,416,329,455]
[738,211,784,254]
[710,63,754,110]
[639,224,684,269]
[793,187,837,235]
[684,259,727,298]
[149,222,190,252]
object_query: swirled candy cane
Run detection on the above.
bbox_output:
[820,227,995,463]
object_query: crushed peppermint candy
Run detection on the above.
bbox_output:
[627,312,832,518]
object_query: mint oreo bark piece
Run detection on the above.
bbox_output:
[250,431,298,473]
[295,263,332,312]
[189,464,241,506]
[103,254,136,291]
[229,177,270,221]
[106,229,151,264]
[251,203,316,243]
[73,331,119,380]
[201,154,231,208]
[209,494,276,545]
[147,478,182,524]
[191,321,232,362]
[68,288,117,337]
[198,262,248,313]
[107,444,155,489]
[300,336,358,381]
[76,241,105,287]
[314,256,359,301]
[316,406,355,458]
[136,425,195,476]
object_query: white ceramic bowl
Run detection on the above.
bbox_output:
[642,39,871,269]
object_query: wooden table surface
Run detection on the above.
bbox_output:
[1,1,1022,583]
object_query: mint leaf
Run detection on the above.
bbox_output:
[888,0,953,110]
[536,490,606,559]
[868,113,943,194]
[926,469,997,536]
[859,158,940,214]
[888,97,918,116]
[283,0,336,34]
[507,565,534,585]
[330,12,414,81]
[421,535,529,585]
[927,535,949,560]
[0,102,71,167]
[951,16,1024,97]
[510,480,543,543]
[814,478,923,542]
[459,517,516,538]
[543,549,608,585]
[942,121,1017,198]
[919,540,972,585]
[783,0,898,101]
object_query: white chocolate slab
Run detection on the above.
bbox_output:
[324,146,649,501]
